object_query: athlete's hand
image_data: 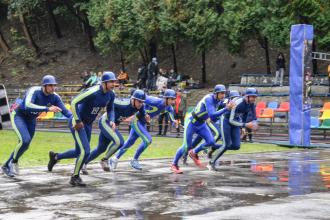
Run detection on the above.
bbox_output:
[74,122,84,130]
[246,121,258,130]
[174,120,179,129]
[49,106,62,112]
[110,121,116,130]
[226,101,236,110]
[145,114,151,123]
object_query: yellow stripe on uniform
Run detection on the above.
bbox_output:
[132,118,150,144]
[207,121,219,141]
[11,111,24,160]
[71,86,99,121]
[73,118,86,176]
[101,115,120,147]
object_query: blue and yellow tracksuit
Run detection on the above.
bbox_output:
[86,98,146,163]
[211,97,257,164]
[4,87,71,167]
[115,95,175,160]
[189,100,226,153]
[56,85,115,176]
[172,94,228,166]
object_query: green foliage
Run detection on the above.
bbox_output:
[9,27,36,62]
[182,0,222,53]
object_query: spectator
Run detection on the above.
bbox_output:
[274,52,286,86]
[97,72,102,83]
[137,64,147,89]
[118,69,129,84]
[158,110,169,136]
[167,69,178,89]
[77,71,98,92]
[146,57,159,91]
[174,88,186,137]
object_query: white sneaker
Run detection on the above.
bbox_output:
[12,161,19,175]
[109,158,118,172]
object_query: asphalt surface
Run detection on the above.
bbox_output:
[1,149,330,219]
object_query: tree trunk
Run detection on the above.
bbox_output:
[143,46,149,62]
[46,0,62,38]
[120,47,125,71]
[62,1,95,52]
[138,48,147,65]
[171,43,178,73]
[264,37,271,74]
[19,14,40,54]
[202,49,206,84]
[149,39,157,59]
[82,13,96,52]
[312,40,318,75]
[0,30,10,54]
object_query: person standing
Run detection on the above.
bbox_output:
[275,53,286,86]
[146,57,159,91]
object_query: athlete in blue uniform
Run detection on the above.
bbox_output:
[47,71,117,186]
[183,91,227,164]
[171,85,233,174]
[83,89,147,173]
[209,88,258,171]
[1,75,72,177]
[108,89,177,171]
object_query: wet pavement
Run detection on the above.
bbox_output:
[1,150,330,219]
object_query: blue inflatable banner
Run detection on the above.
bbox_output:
[289,24,313,146]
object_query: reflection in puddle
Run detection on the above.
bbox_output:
[250,152,330,195]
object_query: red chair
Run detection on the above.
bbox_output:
[256,101,266,109]
[256,107,263,118]
[275,102,289,112]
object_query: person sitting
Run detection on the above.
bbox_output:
[118,69,129,84]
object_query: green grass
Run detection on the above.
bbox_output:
[0,130,296,167]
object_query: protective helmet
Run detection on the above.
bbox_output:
[214,84,226,93]
[101,71,117,82]
[163,89,176,99]
[229,90,240,99]
[42,75,57,85]
[131,89,146,102]
[245,87,258,97]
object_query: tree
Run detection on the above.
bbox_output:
[45,0,62,38]
[7,0,41,54]
[221,1,275,74]
[183,0,223,83]
[0,29,10,54]
[262,0,330,74]
[158,0,188,72]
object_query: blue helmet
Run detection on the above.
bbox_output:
[229,90,240,99]
[245,88,258,97]
[214,84,226,93]
[163,89,176,99]
[42,75,57,85]
[131,89,146,102]
[101,71,117,82]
